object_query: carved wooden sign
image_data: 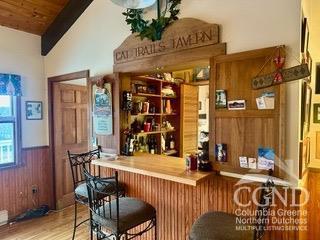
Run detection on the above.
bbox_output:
[114,18,219,64]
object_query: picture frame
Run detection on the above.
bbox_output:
[313,103,320,123]
[301,17,307,53]
[193,66,210,81]
[315,63,320,94]
[303,85,312,138]
[26,101,43,120]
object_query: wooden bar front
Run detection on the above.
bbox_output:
[96,162,300,240]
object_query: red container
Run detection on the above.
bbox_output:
[186,154,198,171]
[144,122,151,132]
[190,154,198,171]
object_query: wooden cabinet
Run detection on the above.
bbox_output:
[209,47,285,178]
[120,75,182,157]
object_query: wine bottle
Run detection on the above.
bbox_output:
[150,136,155,154]
[169,134,175,150]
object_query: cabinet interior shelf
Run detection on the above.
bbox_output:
[136,129,176,136]
[133,93,161,98]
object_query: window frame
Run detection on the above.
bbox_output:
[0,96,22,170]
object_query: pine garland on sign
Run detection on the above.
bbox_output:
[122,0,181,41]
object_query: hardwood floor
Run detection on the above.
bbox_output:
[0,205,89,240]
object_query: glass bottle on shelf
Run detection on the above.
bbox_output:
[169,134,175,150]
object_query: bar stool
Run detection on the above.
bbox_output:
[68,146,126,240]
[189,178,275,240]
[83,168,157,240]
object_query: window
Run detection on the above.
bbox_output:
[0,95,21,168]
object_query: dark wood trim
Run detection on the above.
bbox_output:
[48,70,90,209]
[41,0,94,56]
[48,70,89,82]
[22,146,49,151]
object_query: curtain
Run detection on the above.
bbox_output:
[0,74,22,96]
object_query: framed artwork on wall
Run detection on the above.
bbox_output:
[315,63,320,94]
[26,101,43,120]
[313,104,320,123]
[303,85,312,138]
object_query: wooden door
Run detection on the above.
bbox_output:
[180,84,199,156]
[53,83,89,209]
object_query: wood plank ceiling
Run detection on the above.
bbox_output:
[0,0,69,35]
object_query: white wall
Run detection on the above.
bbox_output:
[0,26,46,148]
[44,0,301,182]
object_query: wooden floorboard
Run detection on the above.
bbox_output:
[0,205,89,240]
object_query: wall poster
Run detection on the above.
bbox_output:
[93,83,113,136]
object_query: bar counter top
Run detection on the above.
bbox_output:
[92,153,214,186]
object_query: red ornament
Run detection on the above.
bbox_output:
[273,50,286,84]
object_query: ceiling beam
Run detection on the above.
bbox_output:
[41,0,94,56]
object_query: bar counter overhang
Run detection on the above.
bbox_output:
[93,154,300,240]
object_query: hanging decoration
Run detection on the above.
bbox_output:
[0,74,22,96]
[252,46,310,89]
[122,0,181,41]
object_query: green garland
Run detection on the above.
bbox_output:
[122,0,181,41]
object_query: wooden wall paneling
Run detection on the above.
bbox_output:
[0,147,53,219]
[88,74,121,153]
[307,170,320,239]
[210,46,285,178]
[100,168,300,240]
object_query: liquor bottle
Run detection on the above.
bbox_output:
[151,117,157,131]
[169,134,175,150]
[134,135,139,152]
[150,136,156,154]
[128,132,135,156]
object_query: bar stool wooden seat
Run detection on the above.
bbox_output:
[68,146,126,240]
[189,178,275,240]
[84,168,157,240]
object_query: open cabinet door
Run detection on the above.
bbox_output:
[180,84,199,157]
[209,47,285,178]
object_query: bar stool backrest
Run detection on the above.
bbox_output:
[253,178,275,240]
[68,146,101,190]
[83,168,120,232]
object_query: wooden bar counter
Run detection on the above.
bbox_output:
[92,153,213,186]
[93,153,299,240]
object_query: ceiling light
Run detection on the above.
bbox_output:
[111,0,157,9]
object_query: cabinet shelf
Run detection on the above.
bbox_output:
[136,129,176,136]
[131,113,162,117]
[133,93,161,98]
[133,76,179,85]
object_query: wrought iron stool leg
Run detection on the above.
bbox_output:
[72,201,77,240]
[154,217,157,240]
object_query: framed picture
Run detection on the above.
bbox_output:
[26,101,43,120]
[313,104,320,123]
[193,66,210,81]
[315,63,320,94]
[307,51,313,78]
[301,17,307,53]
[303,85,312,138]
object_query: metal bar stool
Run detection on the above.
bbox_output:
[83,168,157,240]
[189,178,275,240]
[68,146,126,240]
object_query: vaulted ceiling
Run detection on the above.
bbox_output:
[0,0,69,35]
